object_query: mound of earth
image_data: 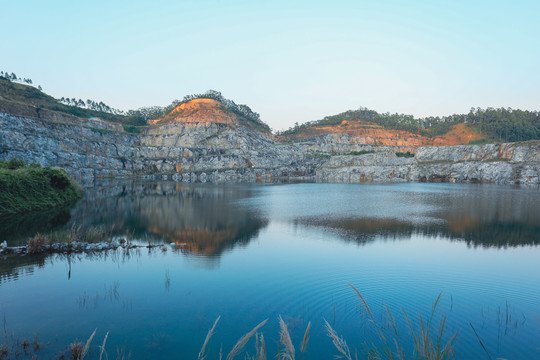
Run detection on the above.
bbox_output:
[151,99,237,126]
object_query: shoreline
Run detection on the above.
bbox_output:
[0,240,169,256]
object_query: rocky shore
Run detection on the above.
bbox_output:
[0,240,167,255]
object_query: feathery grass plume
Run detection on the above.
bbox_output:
[260,333,266,360]
[82,329,96,359]
[300,322,310,358]
[99,331,109,360]
[226,319,267,360]
[278,316,295,360]
[324,319,352,360]
[199,316,221,360]
[255,333,267,360]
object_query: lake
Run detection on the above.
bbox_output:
[1,181,539,359]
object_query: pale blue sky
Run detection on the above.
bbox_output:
[3,0,539,130]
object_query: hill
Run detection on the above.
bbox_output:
[0,76,271,133]
[155,90,271,133]
[151,98,236,125]
[279,107,540,145]
[149,95,271,133]
[0,76,133,124]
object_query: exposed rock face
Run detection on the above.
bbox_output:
[280,120,484,146]
[1,112,538,186]
[0,113,322,185]
[295,133,417,154]
[317,142,540,186]
[151,98,236,125]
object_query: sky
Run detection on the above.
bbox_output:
[2,0,540,131]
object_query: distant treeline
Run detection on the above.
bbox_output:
[280,107,540,142]
[1,71,41,90]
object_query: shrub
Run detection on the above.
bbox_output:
[27,233,47,254]
[395,151,415,158]
[7,158,26,169]
[44,167,70,189]
[122,124,141,134]
[0,164,81,214]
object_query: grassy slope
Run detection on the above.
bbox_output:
[0,77,127,123]
[0,165,82,215]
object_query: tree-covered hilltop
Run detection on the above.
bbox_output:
[279,106,540,143]
[0,73,270,132]
[140,90,271,133]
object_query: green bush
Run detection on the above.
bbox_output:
[0,160,81,214]
[122,124,141,133]
[346,150,376,155]
[395,151,414,158]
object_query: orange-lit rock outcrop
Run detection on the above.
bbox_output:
[151,99,236,126]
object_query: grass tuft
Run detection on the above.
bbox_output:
[26,233,47,254]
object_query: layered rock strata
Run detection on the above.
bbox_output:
[317,142,540,186]
[1,113,538,186]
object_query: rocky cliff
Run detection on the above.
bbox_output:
[316,142,540,186]
[0,110,322,185]
[1,109,539,187]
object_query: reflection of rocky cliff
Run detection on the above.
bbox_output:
[302,217,540,248]
[299,187,540,248]
[68,181,268,257]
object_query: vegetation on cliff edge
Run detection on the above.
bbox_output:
[0,159,82,215]
[279,106,540,143]
[0,74,270,132]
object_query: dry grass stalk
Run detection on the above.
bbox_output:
[226,319,267,360]
[324,320,352,360]
[348,283,374,320]
[27,233,46,254]
[278,316,295,360]
[99,331,109,360]
[83,329,97,358]
[69,224,83,243]
[198,316,221,360]
[300,322,310,358]
[256,333,266,360]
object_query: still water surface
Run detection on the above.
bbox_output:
[1,182,539,359]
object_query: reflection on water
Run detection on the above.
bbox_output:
[1,182,539,359]
[66,181,540,250]
[0,207,72,244]
[301,217,540,248]
[0,253,46,284]
[277,183,540,248]
[68,181,268,259]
